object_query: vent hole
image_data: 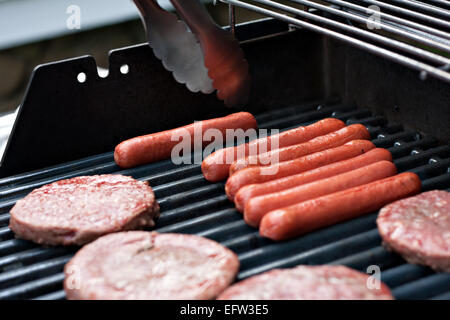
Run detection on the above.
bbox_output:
[120,64,129,75]
[77,72,86,83]
[97,67,109,78]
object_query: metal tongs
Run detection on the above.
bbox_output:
[132,0,250,107]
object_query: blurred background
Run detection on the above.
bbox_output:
[0,0,265,114]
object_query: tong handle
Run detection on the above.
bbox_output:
[170,0,251,107]
[133,0,167,23]
[170,0,218,34]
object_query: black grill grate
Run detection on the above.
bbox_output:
[0,101,449,300]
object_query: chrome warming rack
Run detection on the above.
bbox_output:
[218,0,450,83]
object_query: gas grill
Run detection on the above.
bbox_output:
[0,1,449,300]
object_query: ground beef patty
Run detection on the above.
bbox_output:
[218,265,393,300]
[377,190,450,272]
[9,175,159,246]
[64,231,239,300]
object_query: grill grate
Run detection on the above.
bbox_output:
[219,0,450,83]
[0,101,449,300]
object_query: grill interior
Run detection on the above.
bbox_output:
[0,101,449,300]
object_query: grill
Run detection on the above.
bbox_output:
[0,101,449,300]
[221,0,450,83]
[0,3,449,300]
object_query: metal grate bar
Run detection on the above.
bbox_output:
[237,229,383,279]
[387,0,450,19]
[0,153,114,190]
[287,0,450,53]
[431,291,450,300]
[381,263,434,287]
[392,273,450,299]
[262,0,450,66]
[320,0,450,40]
[219,0,450,83]
[34,290,66,300]
[360,0,450,28]
[329,246,404,270]
[422,0,450,9]
[238,213,377,266]
[0,273,66,300]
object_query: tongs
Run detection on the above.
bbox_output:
[132,0,250,107]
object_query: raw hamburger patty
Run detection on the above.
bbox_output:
[218,265,393,300]
[9,175,159,246]
[377,190,450,272]
[64,231,240,300]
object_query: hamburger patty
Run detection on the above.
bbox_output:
[64,231,239,300]
[377,190,450,272]
[218,265,393,300]
[9,175,159,246]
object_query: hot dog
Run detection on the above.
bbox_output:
[260,172,421,241]
[225,140,376,201]
[114,112,257,168]
[234,148,392,212]
[244,160,397,227]
[201,118,345,182]
[230,124,370,175]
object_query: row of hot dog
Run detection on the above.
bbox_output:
[113,111,447,272]
[195,114,421,241]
